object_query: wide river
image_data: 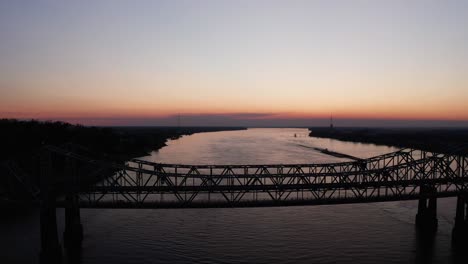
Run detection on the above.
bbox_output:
[1,128,463,263]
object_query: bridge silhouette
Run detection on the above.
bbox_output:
[14,145,468,263]
[58,147,467,208]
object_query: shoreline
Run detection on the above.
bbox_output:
[0,119,247,200]
[113,126,247,160]
[308,127,468,155]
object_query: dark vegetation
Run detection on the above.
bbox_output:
[0,119,245,199]
[309,127,468,155]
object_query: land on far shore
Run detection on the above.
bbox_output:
[0,119,245,199]
[0,119,246,162]
[309,127,468,155]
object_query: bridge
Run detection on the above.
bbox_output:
[55,147,468,208]
[7,145,468,263]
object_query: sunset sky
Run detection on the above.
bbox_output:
[1,0,467,127]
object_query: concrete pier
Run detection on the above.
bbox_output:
[415,185,438,233]
[63,157,83,250]
[40,197,62,264]
[452,194,468,246]
[39,152,62,264]
[63,195,83,249]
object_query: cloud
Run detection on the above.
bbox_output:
[20,113,468,127]
[3,110,468,127]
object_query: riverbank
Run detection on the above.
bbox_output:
[308,127,468,155]
[111,126,247,160]
[0,119,246,199]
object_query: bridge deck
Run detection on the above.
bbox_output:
[64,191,462,209]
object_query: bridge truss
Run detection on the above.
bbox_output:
[44,147,468,209]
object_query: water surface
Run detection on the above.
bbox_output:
[0,128,463,264]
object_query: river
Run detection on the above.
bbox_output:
[0,128,463,263]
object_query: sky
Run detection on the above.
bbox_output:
[1,0,467,127]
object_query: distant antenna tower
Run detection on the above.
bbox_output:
[330,115,334,129]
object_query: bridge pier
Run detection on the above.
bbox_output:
[415,186,438,233]
[63,157,83,250]
[39,194,62,264]
[39,152,62,264]
[452,194,468,246]
[63,196,83,249]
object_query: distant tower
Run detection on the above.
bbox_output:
[330,115,334,129]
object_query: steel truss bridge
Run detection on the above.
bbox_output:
[27,146,468,263]
[45,146,468,209]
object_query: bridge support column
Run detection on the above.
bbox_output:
[40,197,62,264]
[63,157,83,250]
[415,186,438,233]
[63,196,83,249]
[39,152,62,264]
[452,194,468,246]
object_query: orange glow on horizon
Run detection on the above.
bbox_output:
[2,108,468,124]
[1,1,468,127]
